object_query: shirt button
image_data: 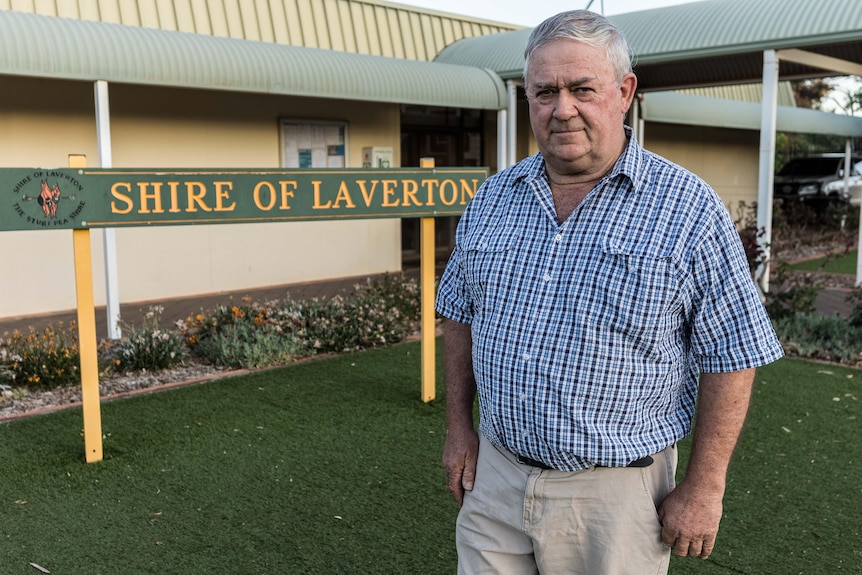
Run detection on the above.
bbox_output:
[543,273,551,282]
[554,234,562,243]
[523,353,531,361]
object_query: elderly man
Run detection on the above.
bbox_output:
[435,9,784,575]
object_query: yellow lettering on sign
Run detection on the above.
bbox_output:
[381,180,400,207]
[137,182,164,214]
[168,182,182,213]
[460,179,479,204]
[213,181,236,212]
[186,182,212,212]
[110,182,134,214]
[402,180,422,207]
[421,180,438,206]
[312,181,330,209]
[357,180,378,207]
[278,181,296,210]
[439,179,457,206]
[253,181,277,211]
[333,181,356,209]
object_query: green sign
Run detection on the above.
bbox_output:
[1,167,488,231]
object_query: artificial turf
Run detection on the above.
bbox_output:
[0,343,859,574]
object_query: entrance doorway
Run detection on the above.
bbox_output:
[400,105,484,266]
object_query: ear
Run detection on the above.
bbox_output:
[619,72,638,115]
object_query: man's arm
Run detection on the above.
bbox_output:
[441,319,479,506]
[658,368,755,559]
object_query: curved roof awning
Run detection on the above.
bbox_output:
[0,9,508,110]
[435,0,862,91]
[641,92,862,136]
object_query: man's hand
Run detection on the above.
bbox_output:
[442,427,479,506]
[658,480,724,559]
[659,368,755,560]
[442,319,479,506]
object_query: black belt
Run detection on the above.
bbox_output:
[515,454,654,470]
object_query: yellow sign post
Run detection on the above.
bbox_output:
[69,155,103,463]
[420,158,437,403]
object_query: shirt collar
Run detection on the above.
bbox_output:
[513,125,647,194]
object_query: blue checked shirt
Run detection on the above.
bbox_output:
[435,130,784,471]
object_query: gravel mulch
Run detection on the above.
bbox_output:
[0,359,232,422]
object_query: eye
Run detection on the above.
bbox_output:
[531,88,555,102]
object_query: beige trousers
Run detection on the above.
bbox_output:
[456,435,676,575]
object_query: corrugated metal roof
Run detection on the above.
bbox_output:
[614,0,860,62]
[435,28,530,78]
[0,9,507,110]
[641,91,862,137]
[434,0,862,90]
[0,0,519,61]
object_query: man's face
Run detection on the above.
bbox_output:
[526,39,636,179]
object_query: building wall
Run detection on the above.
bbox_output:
[643,122,761,216]
[0,76,402,318]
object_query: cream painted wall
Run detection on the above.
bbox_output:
[643,123,761,219]
[0,78,403,318]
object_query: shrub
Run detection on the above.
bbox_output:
[734,201,767,275]
[359,272,422,324]
[3,273,424,389]
[0,322,80,390]
[107,306,189,373]
[772,313,862,366]
[283,274,421,354]
[846,285,862,328]
[179,298,307,369]
[194,319,304,369]
[764,261,821,321]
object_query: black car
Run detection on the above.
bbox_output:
[774,153,862,203]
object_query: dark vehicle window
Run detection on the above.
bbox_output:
[778,158,842,177]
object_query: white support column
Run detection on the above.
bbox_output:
[95,80,122,339]
[631,94,644,145]
[497,109,508,174]
[506,81,518,168]
[756,50,780,295]
[853,138,862,286]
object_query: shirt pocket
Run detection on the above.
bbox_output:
[580,245,682,337]
[461,229,520,314]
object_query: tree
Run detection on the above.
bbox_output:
[779,77,860,167]
[824,75,862,116]
[791,78,833,109]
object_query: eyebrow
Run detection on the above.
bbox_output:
[529,76,596,91]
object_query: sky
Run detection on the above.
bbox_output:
[392,0,706,26]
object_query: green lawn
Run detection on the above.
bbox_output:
[1,343,860,574]
[788,249,857,275]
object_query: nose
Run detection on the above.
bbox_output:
[552,88,580,120]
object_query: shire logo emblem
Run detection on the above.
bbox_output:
[11,171,86,229]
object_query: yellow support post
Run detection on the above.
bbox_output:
[419,157,436,402]
[70,154,103,463]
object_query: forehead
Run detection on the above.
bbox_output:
[527,39,614,84]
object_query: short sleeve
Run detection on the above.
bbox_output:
[689,208,784,372]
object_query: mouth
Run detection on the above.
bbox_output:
[550,124,584,136]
